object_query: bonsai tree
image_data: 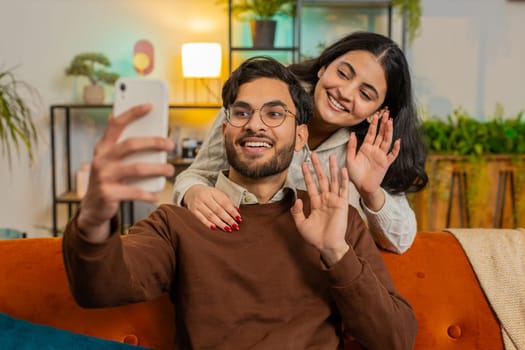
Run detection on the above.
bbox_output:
[0,67,39,166]
[65,52,119,86]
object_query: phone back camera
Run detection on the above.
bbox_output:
[120,83,126,92]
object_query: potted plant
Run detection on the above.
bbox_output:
[227,0,296,48]
[0,67,39,167]
[65,52,120,104]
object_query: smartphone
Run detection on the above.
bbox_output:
[113,77,169,192]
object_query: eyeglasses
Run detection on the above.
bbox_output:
[225,102,296,128]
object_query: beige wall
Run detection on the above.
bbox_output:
[413,0,525,119]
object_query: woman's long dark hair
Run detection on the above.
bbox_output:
[289,31,428,194]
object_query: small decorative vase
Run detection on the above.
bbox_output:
[250,19,277,49]
[83,85,104,105]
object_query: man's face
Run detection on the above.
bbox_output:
[222,77,305,179]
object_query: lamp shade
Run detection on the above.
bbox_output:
[182,43,222,78]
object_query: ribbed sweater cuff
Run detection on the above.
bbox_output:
[66,211,121,258]
[360,188,392,224]
[324,248,362,288]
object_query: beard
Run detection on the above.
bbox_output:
[224,132,295,179]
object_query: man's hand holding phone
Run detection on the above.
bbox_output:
[77,80,175,243]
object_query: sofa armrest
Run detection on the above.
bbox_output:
[0,238,175,350]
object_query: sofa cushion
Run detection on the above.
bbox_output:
[0,312,148,349]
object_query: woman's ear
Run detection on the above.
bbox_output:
[294,124,308,151]
[317,66,326,78]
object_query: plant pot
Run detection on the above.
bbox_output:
[250,20,277,49]
[83,85,104,104]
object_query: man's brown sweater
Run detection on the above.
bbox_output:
[63,191,417,349]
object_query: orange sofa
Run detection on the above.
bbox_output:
[0,232,503,350]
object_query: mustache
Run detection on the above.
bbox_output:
[236,132,275,143]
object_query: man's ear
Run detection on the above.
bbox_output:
[221,122,227,136]
[294,124,308,151]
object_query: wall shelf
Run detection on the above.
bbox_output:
[227,0,398,72]
[49,104,221,236]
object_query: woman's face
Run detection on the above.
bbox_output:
[313,50,387,128]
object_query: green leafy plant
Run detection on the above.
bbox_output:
[422,106,525,156]
[65,52,120,86]
[392,0,422,44]
[0,67,39,166]
[221,0,296,20]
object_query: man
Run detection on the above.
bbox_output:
[63,57,417,349]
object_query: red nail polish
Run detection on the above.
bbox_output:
[235,216,243,223]
[232,223,239,231]
[210,224,217,231]
[236,207,240,213]
[224,226,232,233]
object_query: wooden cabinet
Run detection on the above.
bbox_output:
[409,155,525,231]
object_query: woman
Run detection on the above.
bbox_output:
[172,31,428,254]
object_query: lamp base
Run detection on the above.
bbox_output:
[183,78,221,104]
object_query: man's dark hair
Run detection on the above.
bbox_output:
[222,56,312,125]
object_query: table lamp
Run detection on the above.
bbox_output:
[181,42,222,103]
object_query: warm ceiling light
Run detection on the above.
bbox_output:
[181,43,222,78]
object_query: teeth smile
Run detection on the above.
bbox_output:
[328,95,346,111]
[245,141,271,148]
